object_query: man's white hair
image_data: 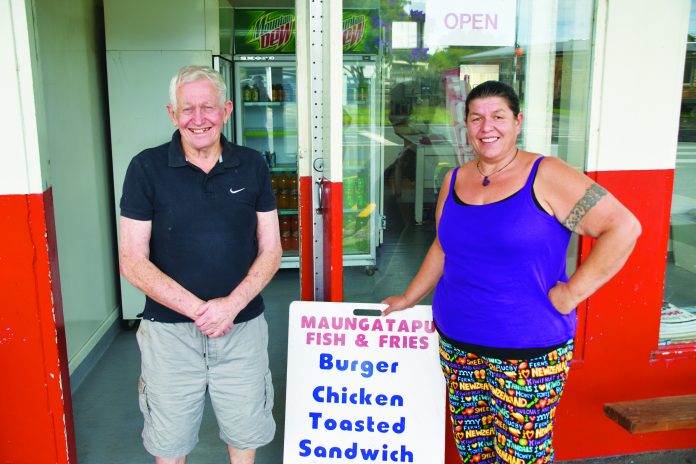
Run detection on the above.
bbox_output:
[169,65,227,111]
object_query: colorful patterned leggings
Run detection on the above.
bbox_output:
[439,338,573,464]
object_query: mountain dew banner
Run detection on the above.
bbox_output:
[234,9,296,54]
[343,10,379,54]
[233,9,379,55]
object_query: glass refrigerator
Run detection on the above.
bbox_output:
[234,59,299,267]
[342,10,383,274]
[231,9,300,268]
[227,8,383,272]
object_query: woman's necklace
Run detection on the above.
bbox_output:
[476,148,519,187]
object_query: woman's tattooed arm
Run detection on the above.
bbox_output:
[562,183,608,232]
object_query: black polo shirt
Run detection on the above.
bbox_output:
[120,131,276,323]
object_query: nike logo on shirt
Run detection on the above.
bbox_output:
[230,188,246,194]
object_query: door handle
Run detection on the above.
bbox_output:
[315,177,325,214]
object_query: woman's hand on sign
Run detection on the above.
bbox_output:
[381,295,412,316]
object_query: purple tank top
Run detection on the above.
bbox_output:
[433,156,576,349]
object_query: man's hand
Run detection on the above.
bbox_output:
[194,297,240,338]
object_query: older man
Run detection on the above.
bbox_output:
[119,65,282,464]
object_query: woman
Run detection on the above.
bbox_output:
[382,81,641,463]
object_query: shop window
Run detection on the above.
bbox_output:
[660,1,696,347]
[338,0,595,303]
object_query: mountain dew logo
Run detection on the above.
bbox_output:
[249,13,294,51]
[343,14,366,50]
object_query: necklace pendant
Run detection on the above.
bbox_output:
[482,177,490,187]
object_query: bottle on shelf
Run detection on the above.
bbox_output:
[251,83,259,102]
[279,215,291,251]
[288,214,299,251]
[262,151,275,168]
[262,151,269,168]
[288,173,298,209]
[344,176,356,209]
[270,171,279,199]
[274,84,284,102]
[356,176,366,208]
[243,84,251,102]
[277,172,289,209]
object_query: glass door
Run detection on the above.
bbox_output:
[335,0,596,307]
[292,0,595,303]
[233,60,300,267]
[342,55,381,272]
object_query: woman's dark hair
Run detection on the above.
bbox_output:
[465,80,520,118]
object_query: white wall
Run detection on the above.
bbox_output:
[0,0,45,195]
[587,0,690,172]
[31,0,120,371]
[104,0,218,318]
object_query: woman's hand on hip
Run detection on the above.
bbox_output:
[548,281,580,315]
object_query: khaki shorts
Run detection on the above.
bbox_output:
[136,315,275,458]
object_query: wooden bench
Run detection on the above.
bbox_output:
[604,394,696,433]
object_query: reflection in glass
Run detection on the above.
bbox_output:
[341,0,595,302]
[343,56,381,265]
[660,0,696,346]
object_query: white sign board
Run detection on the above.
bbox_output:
[283,301,445,463]
[424,0,517,50]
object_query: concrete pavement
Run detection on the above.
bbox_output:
[561,448,696,464]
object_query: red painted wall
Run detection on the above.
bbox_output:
[300,176,314,301]
[445,169,696,462]
[299,177,344,302]
[0,191,74,463]
[322,180,343,302]
[555,169,696,459]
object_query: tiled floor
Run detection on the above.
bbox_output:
[562,450,696,464]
